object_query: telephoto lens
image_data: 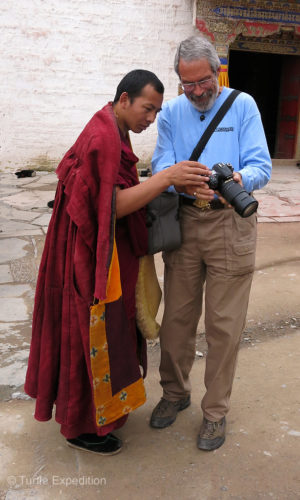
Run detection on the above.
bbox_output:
[209,163,258,218]
[220,180,258,217]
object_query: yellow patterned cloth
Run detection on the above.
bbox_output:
[89,239,146,427]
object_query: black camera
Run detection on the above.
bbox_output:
[208,163,258,218]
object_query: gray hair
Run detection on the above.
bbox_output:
[174,36,221,76]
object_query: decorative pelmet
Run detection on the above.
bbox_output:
[196,0,300,83]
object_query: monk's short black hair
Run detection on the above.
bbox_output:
[113,69,164,103]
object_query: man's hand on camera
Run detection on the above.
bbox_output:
[233,171,243,186]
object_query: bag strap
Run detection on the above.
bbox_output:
[189,89,241,161]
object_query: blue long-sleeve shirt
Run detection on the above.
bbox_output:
[152,87,272,194]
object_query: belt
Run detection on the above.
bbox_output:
[181,196,225,210]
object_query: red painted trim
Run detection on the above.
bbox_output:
[243,21,280,36]
[196,19,215,42]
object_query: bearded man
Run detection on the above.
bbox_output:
[150,36,272,451]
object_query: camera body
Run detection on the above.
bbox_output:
[208,163,258,218]
[208,162,234,190]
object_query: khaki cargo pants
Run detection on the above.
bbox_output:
[159,204,257,421]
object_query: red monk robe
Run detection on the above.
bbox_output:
[24,103,148,438]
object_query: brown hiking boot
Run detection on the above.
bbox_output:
[197,417,226,451]
[150,396,191,428]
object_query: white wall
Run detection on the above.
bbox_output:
[1,0,197,171]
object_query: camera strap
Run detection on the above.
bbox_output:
[189,89,241,161]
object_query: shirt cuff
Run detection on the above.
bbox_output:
[238,167,254,193]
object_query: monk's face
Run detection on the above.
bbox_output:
[122,84,163,133]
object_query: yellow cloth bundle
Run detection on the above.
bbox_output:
[135,254,162,340]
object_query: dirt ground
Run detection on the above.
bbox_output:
[0,219,300,499]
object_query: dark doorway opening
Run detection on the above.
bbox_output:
[228,50,282,157]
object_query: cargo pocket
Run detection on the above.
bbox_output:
[225,211,257,275]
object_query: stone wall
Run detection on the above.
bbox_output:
[1,0,197,171]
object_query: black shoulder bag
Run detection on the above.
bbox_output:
[147,90,241,254]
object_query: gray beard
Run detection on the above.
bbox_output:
[189,81,220,113]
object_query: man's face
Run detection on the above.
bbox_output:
[122,84,163,133]
[178,58,220,112]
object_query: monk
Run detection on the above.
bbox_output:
[24,69,210,455]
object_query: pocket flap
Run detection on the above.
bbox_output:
[233,242,255,255]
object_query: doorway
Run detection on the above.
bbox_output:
[228,50,300,159]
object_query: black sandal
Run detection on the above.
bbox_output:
[67,433,122,455]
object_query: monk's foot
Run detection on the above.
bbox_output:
[66,433,122,455]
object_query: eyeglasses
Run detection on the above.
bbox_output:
[180,77,215,93]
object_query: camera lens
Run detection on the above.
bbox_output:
[240,200,258,218]
[220,180,258,218]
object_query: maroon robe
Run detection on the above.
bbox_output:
[24,103,148,438]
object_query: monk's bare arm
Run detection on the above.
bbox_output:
[116,161,210,218]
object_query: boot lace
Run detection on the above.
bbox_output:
[201,419,220,438]
[155,398,175,416]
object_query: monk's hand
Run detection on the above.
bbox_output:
[184,182,215,200]
[169,161,210,194]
